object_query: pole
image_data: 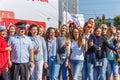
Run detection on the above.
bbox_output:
[66,0,68,24]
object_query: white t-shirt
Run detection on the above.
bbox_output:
[70,39,85,60]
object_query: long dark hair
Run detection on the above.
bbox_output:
[28,24,38,36]
[7,24,16,35]
[72,27,82,47]
[46,27,56,40]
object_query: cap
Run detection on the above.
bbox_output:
[0,26,6,31]
[14,21,26,28]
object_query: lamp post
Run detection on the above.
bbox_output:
[46,17,51,29]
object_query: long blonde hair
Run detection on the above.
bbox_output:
[59,24,69,37]
[106,27,114,38]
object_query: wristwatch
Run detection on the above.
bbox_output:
[30,60,34,62]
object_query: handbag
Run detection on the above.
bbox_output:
[95,60,103,67]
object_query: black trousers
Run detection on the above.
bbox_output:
[0,72,9,80]
[11,63,29,80]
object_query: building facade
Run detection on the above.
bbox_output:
[68,0,79,14]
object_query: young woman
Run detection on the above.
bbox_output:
[6,25,16,42]
[101,24,108,37]
[38,25,45,37]
[70,27,88,80]
[46,27,60,80]
[82,22,98,80]
[8,25,16,36]
[28,24,48,80]
[0,26,11,80]
[106,27,118,80]
[57,24,71,80]
[88,18,95,34]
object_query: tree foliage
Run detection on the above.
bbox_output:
[96,14,106,27]
[114,15,120,29]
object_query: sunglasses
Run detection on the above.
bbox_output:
[102,27,107,30]
[19,27,25,30]
[117,32,120,35]
[87,26,92,28]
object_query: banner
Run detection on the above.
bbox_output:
[0,10,14,19]
[1,18,46,30]
[0,10,14,25]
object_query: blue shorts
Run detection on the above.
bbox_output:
[107,60,119,76]
[118,63,120,71]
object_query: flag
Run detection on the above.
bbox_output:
[62,11,84,27]
[71,15,80,26]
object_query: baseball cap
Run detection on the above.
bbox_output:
[15,21,26,28]
[0,26,6,31]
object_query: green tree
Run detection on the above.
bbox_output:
[102,14,106,24]
[114,15,120,29]
[97,19,103,27]
[96,15,106,27]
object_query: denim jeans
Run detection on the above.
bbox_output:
[94,58,106,80]
[100,58,108,80]
[94,58,108,80]
[82,60,87,80]
[70,60,84,80]
[30,60,44,80]
[82,61,94,80]
[48,56,60,80]
[107,60,119,77]
[60,58,67,80]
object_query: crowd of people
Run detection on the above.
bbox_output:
[0,18,120,80]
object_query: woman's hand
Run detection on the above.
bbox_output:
[34,47,40,54]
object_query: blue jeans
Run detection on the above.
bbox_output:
[107,60,119,77]
[48,56,60,80]
[100,58,108,80]
[82,61,87,80]
[94,58,107,80]
[94,58,108,80]
[82,61,94,80]
[60,58,67,80]
[70,60,83,80]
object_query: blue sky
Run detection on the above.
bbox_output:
[79,0,120,21]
